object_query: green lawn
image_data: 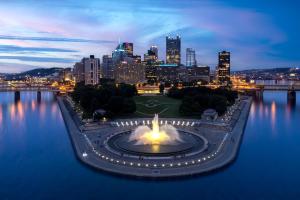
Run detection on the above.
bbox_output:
[132,95,181,118]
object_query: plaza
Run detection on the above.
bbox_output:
[58,95,252,178]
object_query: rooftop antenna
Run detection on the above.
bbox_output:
[118,37,121,44]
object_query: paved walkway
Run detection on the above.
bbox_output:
[57,96,252,178]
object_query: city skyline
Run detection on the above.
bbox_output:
[0,0,300,73]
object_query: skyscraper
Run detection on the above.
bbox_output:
[73,62,85,83]
[102,55,114,79]
[144,48,157,63]
[150,45,158,59]
[122,42,133,57]
[144,46,159,82]
[166,36,181,65]
[83,55,101,85]
[112,42,145,84]
[114,57,145,84]
[217,51,230,83]
[186,48,196,67]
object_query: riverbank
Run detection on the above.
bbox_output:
[58,96,252,178]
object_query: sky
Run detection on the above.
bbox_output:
[0,0,299,73]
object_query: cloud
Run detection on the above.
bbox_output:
[0,45,78,53]
[0,0,299,72]
[0,35,115,44]
[0,62,41,73]
[0,55,76,63]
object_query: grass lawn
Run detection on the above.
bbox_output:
[131,95,181,118]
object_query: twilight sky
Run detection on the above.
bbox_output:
[0,0,299,73]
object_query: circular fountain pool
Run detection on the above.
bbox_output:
[107,130,208,157]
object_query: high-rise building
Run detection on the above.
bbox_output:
[112,43,126,63]
[83,55,101,85]
[217,51,230,83]
[157,64,179,82]
[166,36,181,65]
[122,42,133,57]
[73,62,85,83]
[112,42,145,84]
[144,46,160,82]
[114,57,145,84]
[150,46,158,59]
[144,49,157,63]
[186,48,196,67]
[102,55,114,79]
[187,66,210,83]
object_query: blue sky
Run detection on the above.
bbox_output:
[0,0,299,73]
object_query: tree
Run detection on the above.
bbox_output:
[159,84,165,94]
[123,98,136,113]
[106,96,124,114]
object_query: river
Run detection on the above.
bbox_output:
[0,91,299,199]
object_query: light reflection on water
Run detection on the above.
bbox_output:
[0,91,300,200]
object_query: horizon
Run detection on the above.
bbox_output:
[1,0,300,73]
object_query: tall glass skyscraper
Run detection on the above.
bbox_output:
[166,36,181,65]
[102,55,114,79]
[217,51,230,83]
[186,48,196,67]
[150,46,158,59]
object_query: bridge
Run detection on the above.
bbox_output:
[233,83,299,102]
[0,82,63,101]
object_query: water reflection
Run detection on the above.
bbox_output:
[271,101,276,130]
[0,105,3,130]
[1,91,300,199]
[1,92,57,127]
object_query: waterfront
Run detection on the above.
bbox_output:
[1,91,300,199]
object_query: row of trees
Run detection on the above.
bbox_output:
[168,86,238,116]
[71,82,137,118]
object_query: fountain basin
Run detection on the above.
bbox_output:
[107,130,208,157]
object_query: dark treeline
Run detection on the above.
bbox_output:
[167,86,238,116]
[71,82,137,118]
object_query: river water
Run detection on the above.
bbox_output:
[0,91,300,199]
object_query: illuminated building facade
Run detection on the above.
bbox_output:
[166,36,181,65]
[217,51,230,83]
[186,48,196,67]
[122,42,133,57]
[113,42,145,84]
[102,55,114,79]
[83,55,101,85]
[59,68,73,82]
[73,62,85,83]
[114,57,145,84]
[144,46,160,82]
[157,64,179,82]
[187,66,210,83]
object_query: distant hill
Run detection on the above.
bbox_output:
[234,67,300,80]
[237,67,288,72]
[4,67,64,80]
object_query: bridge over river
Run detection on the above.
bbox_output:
[233,83,299,101]
[0,82,61,101]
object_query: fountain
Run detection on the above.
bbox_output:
[129,114,182,145]
[107,114,206,157]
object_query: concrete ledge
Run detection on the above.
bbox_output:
[57,96,252,178]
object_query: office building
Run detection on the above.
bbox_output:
[83,55,101,85]
[114,57,145,84]
[166,36,181,65]
[217,51,230,83]
[73,62,85,83]
[157,64,179,82]
[186,48,196,67]
[187,66,210,83]
[102,55,114,79]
